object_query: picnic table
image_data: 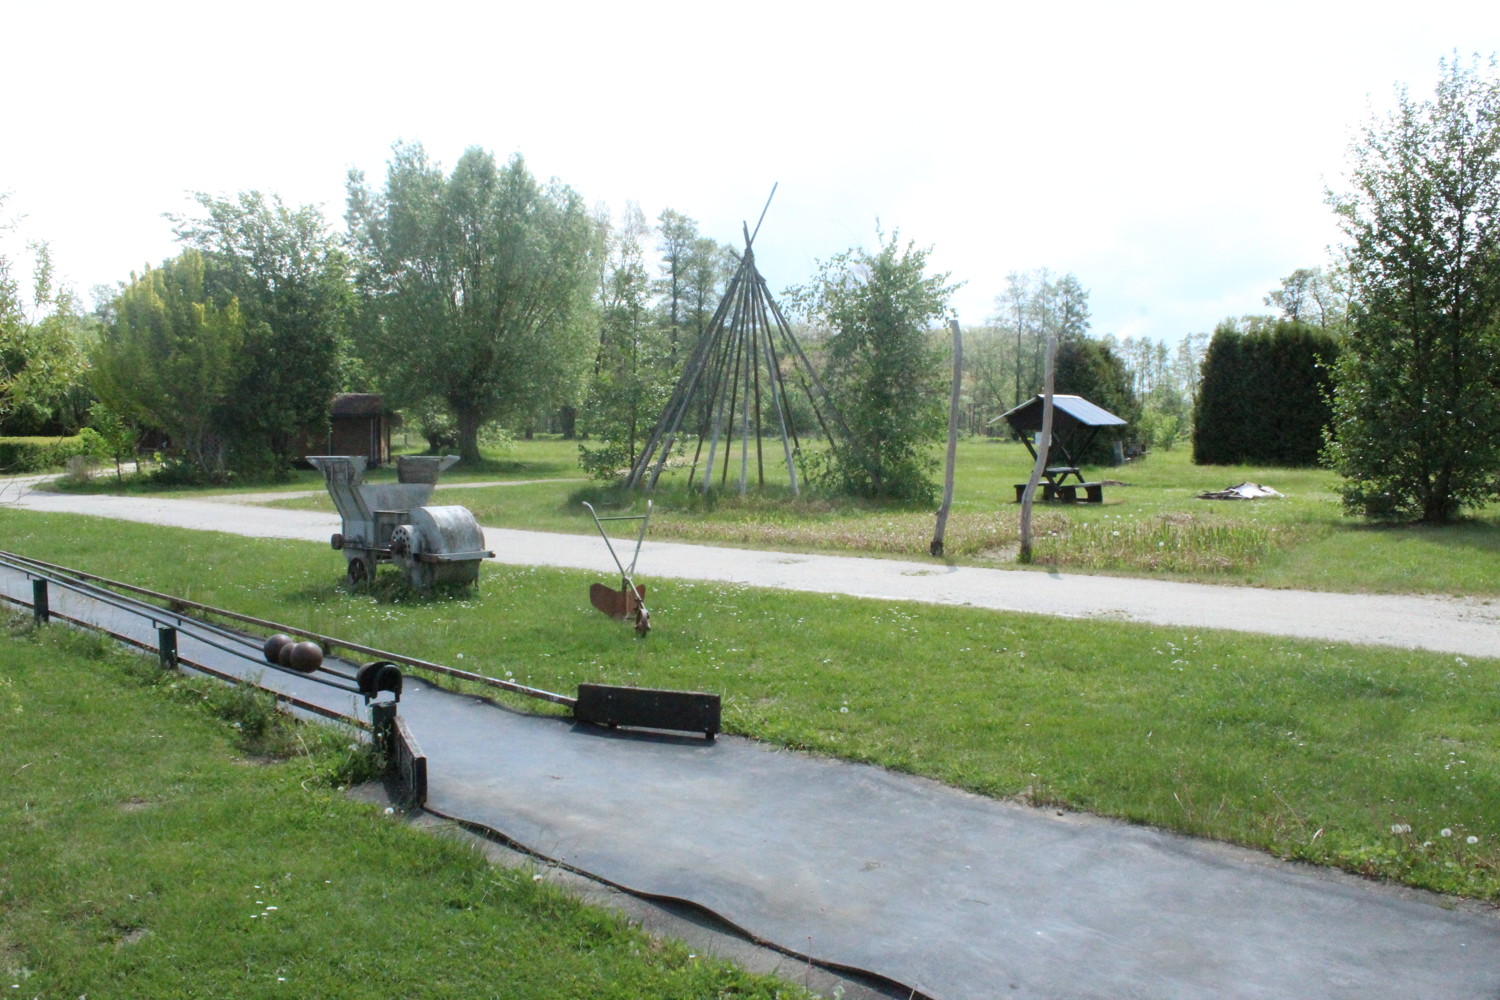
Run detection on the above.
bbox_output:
[993,394,1125,504]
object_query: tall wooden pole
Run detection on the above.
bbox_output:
[1019,330,1058,564]
[931,318,963,557]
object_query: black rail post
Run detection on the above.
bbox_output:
[31,579,49,624]
[157,626,178,670]
[371,702,397,760]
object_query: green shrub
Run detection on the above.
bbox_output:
[0,436,88,473]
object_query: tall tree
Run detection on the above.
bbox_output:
[172,191,352,471]
[0,198,90,437]
[989,268,1091,411]
[791,232,956,501]
[346,143,599,462]
[1265,268,1317,322]
[1052,336,1138,463]
[685,235,733,345]
[580,203,673,479]
[655,208,697,355]
[90,251,247,481]
[1325,56,1500,522]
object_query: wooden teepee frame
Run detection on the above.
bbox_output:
[625,192,852,496]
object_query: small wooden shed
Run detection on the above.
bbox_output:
[321,393,397,467]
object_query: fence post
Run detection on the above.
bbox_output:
[157,625,178,670]
[32,579,49,624]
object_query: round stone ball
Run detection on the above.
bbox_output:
[286,641,324,673]
[263,633,294,665]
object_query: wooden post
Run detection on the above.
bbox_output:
[1019,331,1059,564]
[931,318,963,557]
[32,579,49,624]
[157,625,178,670]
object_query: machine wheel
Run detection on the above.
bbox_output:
[347,557,371,588]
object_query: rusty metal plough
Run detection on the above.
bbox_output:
[582,500,652,635]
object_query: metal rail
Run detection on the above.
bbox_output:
[0,586,364,727]
[0,549,576,708]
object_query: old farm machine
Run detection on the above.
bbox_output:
[309,455,493,589]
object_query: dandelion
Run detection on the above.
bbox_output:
[1468,835,1479,845]
[1390,824,1411,835]
[1442,828,1453,837]
[384,807,395,816]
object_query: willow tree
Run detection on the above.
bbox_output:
[346,144,599,461]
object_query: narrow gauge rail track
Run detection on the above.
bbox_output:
[0,548,575,714]
[0,549,721,741]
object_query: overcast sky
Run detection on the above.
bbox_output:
[4,1,1496,343]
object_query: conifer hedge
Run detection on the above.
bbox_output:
[1192,320,1339,466]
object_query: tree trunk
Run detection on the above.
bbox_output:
[931,319,963,557]
[456,407,483,463]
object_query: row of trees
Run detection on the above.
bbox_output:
[3,149,742,481]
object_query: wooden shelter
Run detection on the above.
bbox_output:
[318,393,397,467]
[626,198,853,496]
[995,394,1126,502]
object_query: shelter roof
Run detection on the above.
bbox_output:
[993,394,1126,432]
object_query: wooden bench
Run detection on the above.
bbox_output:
[1014,482,1066,502]
[1014,477,1104,503]
[1058,482,1105,503]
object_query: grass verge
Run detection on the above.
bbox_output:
[3,508,1499,902]
[242,438,1500,596]
[0,613,807,999]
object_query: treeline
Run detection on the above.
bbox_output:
[0,149,743,483]
[0,169,1345,487]
[10,53,1493,526]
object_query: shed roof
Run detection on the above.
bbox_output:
[993,394,1127,432]
[331,393,386,418]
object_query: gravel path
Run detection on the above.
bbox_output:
[10,485,1500,659]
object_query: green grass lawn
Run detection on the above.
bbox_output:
[0,615,808,999]
[4,508,1499,903]
[221,437,1500,596]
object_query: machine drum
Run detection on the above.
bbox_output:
[399,505,488,589]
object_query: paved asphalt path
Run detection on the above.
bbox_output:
[10,485,1500,658]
